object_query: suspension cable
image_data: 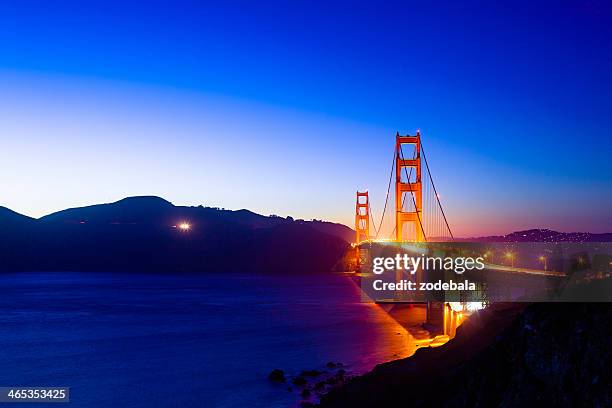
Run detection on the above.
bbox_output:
[420,141,454,240]
[367,200,379,239]
[373,144,396,239]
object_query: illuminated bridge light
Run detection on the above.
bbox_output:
[178,222,191,231]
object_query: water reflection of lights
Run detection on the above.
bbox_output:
[414,335,451,348]
[430,335,450,347]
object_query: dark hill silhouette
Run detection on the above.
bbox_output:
[40,196,175,224]
[39,196,354,240]
[0,206,36,224]
[0,196,352,273]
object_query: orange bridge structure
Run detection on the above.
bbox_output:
[352,130,570,336]
[354,130,453,254]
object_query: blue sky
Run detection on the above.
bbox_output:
[0,1,610,236]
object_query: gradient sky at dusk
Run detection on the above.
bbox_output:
[0,1,611,236]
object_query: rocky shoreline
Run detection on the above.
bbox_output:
[269,362,356,407]
[316,302,611,407]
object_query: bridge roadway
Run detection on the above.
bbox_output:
[483,262,565,277]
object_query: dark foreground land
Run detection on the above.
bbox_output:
[319,302,611,407]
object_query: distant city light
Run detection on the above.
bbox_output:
[505,251,515,267]
[178,222,191,231]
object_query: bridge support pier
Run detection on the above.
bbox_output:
[426,301,446,336]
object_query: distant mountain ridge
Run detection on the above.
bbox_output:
[36,196,354,241]
[463,228,612,243]
[0,196,353,273]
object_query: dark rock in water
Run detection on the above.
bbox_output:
[286,387,292,392]
[336,369,346,376]
[268,369,285,382]
[301,388,311,398]
[326,362,337,368]
[314,381,326,391]
[292,376,308,386]
[300,402,315,408]
[319,303,612,407]
[300,369,324,377]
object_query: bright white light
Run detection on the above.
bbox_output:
[449,302,484,312]
[448,302,463,312]
[178,222,191,231]
[466,302,484,311]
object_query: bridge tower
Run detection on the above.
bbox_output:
[354,191,371,270]
[355,191,370,243]
[395,131,424,242]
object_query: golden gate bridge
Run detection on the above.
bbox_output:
[349,132,612,343]
[353,130,567,275]
[351,131,570,341]
[353,131,566,294]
